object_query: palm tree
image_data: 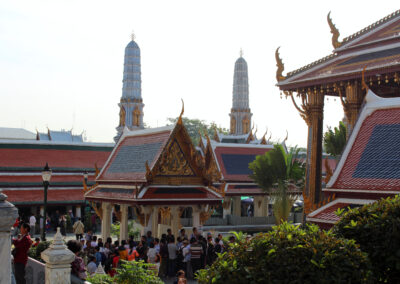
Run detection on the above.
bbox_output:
[249,144,305,224]
[323,121,347,158]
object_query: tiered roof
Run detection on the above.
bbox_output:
[0,140,113,205]
[85,121,223,205]
[308,89,400,227]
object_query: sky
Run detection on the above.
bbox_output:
[0,1,399,147]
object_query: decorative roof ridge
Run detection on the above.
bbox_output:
[211,142,274,150]
[341,9,400,45]
[121,125,173,139]
[286,53,337,79]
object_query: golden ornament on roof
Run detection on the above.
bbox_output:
[275,47,286,82]
[327,11,342,49]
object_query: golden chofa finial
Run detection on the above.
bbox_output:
[327,11,342,49]
[361,66,369,91]
[275,47,286,82]
[177,99,185,125]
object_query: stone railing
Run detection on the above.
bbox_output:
[25,257,45,284]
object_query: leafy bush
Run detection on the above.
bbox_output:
[28,241,51,262]
[334,195,400,283]
[111,220,141,240]
[197,223,373,284]
[87,260,163,284]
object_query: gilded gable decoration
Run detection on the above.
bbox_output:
[327,11,342,49]
[156,139,194,176]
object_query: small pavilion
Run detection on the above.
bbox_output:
[276,10,400,216]
[84,112,223,240]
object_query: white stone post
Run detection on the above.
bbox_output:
[232,196,242,217]
[119,204,129,241]
[101,203,112,241]
[0,191,18,284]
[41,228,75,284]
[75,205,81,218]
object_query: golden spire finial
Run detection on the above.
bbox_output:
[327,12,342,49]
[361,66,369,91]
[131,31,135,41]
[177,99,185,125]
[275,47,286,82]
[240,48,243,57]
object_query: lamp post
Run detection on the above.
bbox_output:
[83,171,88,185]
[41,163,52,241]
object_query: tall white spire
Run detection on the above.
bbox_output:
[230,52,252,135]
[115,34,145,142]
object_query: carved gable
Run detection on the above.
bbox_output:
[155,139,195,176]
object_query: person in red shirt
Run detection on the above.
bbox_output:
[13,223,32,284]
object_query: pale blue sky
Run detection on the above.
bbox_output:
[0,1,398,146]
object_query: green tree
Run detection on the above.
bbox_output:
[111,220,141,240]
[323,121,347,158]
[249,144,305,224]
[167,117,228,145]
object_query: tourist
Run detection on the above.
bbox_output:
[189,237,203,275]
[91,213,97,233]
[146,230,154,246]
[158,238,169,277]
[29,214,36,236]
[167,228,174,239]
[13,223,32,284]
[206,236,216,266]
[95,246,102,266]
[59,215,67,237]
[190,227,198,240]
[168,236,177,277]
[198,236,207,269]
[154,238,160,253]
[67,240,86,280]
[136,240,147,261]
[73,217,85,240]
[87,255,97,275]
[128,241,139,261]
[85,230,93,241]
[182,239,192,279]
[174,270,187,284]
[91,236,98,248]
[179,228,188,240]
[32,237,40,247]
[176,237,184,272]
[119,244,128,261]
[147,242,161,274]
[214,237,222,254]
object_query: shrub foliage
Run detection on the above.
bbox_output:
[334,195,400,283]
[197,223,373,284]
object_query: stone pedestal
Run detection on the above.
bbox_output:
[0,191,18,284]
[119,204,129,241]
[232,196,241,217]
[101,203,112,241]
[41,228,75,284]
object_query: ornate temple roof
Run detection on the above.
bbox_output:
[308,89,400,227]
[0,141,113,205]
[277,10,400,93]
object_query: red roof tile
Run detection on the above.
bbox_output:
[4,189,84,204]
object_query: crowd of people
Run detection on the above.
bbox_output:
[67,226,230,282]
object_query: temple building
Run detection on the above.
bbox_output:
[276,10,400,222]
[0,127,113,219]
[115,34,145,142]
[85,111,224,240]
[230,51,252,135]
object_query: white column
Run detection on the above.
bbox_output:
[192,206,201,229]
[170,206,180,237]
[222,197,232,218]
[150,206,159,238]
[254,196,265,217]
[101,202,112,241]
[41,228,75,284]
[232,196,241,217]
[0,192,18,284]
[75,205,81,218]
[119,204,129,241]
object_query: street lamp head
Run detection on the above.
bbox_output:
[42,162,52,182]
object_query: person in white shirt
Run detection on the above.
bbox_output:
[29,214,36,236]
